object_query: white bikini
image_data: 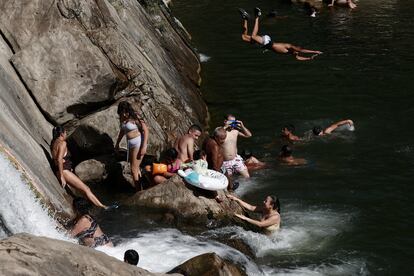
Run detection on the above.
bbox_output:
[121,121,142,154]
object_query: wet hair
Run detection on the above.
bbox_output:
[117,101,139,121]
[280,145,293,158]
[312,126,323,136]
[165,148,178,161]
[124,249,139,266]
[141,155,157,168]
[269,196,281,213]
[240,149,253,160]
[193,150,206,160]
[213,127,226,139]
[73,197,92,216]
[188,124,202,133]
[52,126,65,143]
[282,124,295,132]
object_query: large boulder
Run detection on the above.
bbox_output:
[123,175,245,225]
[0,233,180,276]
[168,253,245,276]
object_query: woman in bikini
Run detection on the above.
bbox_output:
[51,126,107,209]
[227,194,281,235]
[70,198,113,248]
[115,101,149,190]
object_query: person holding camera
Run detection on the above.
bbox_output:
[222,114,252,178]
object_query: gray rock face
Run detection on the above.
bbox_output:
[168,252,245,276]
[123,175,245,225]
[75,158,108,184]
[0,233,180,276]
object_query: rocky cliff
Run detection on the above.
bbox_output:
[0,0,208,219]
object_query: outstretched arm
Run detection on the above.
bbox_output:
[227,194,258,212]
[114,127,124,151]
[235,213,279,228]
[139,120,149,156]
[324,119,354,134]
[237,120,252,138]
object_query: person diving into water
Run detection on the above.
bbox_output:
[239,7,322,61]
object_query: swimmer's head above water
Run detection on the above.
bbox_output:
[264,195,280,213]
[280,145,293,158]
[281,124,295,135]
[312,126,323,136]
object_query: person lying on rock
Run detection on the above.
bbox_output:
[239,7,322,61]
[115,101,149,191]
[279,145,307,166]
[175,124,203,162]
[70,198,113,248]
[51,126,108,209]
[227,194,281,235]
[153,148,181,185]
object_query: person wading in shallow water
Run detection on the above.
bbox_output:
[239,7,322,61]
[51,126,108,209]
[227,194,281,235]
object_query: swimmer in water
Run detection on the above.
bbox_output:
[312,119,354,136]
[328,0,357,9]
[227,194,281,235]
[279,145,307,166]
[281,124,302,143]
[239,7,322,61]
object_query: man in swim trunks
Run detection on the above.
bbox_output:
[222,114,252,178]
[312,119,354,136]
[239,7,322,61]
[175,124,202,162]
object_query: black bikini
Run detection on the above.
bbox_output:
[75,215,111,248]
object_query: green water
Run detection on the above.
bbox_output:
[170,0,414,274]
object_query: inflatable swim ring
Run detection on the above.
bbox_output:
[152,163,167,175]
[178,169,228,191]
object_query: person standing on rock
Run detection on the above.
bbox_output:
[227,194,281,235]
[115,101,149,190]
[175,124,202,162]
[51,126,108,209]
[239,7,322,61]
[222,114,252,178]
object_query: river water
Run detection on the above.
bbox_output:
[1,0,413,275]
[169,0,414,274]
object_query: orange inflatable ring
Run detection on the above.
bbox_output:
[152,163,168,175]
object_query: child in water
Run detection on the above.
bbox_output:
[181,150,208,175]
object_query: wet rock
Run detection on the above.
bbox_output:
[123,175,245,225]
[74,159,108,184]
[168,252,246,276]
[0,233,180,276]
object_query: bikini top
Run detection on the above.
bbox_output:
[75,215,98,240]
[121,121,138,132]
[168,160,181,173]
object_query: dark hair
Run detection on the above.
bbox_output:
[188,124,202,133]
[282,124,295,132]
[312,126,323,136]
[193,150,206,160]
[117,101,139,121]
[280,145,292,158]
[240,149,252,160]
[124,249,139,265]
[141,155,157,168]
[73,197,92,216]
[224,114,236,120]
[165,148,178,161]
[269,195,280,213]
[52,126,65,143]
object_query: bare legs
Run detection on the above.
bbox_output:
[63,170,107,209]
[241,19,252,42]
[251,17,264,44]
[129,146,142,190]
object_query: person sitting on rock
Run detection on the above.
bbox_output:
[181,150,208,176]
[51,126,108,209]
[153,148,181,185]
[239,7,322,61]
[70,198,113,248]
[227,194,281,235]
[115,101,149,191]
[279,145,307,166]
[175,124,202,162]
[312,119,354,136]
[124,249,139,266]
[328,0,357,9]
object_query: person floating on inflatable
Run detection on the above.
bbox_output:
[239,7,322,61]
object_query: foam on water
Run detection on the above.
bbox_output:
[98,228,263,274]
[0,151,69,240]
[199,53,211,62]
